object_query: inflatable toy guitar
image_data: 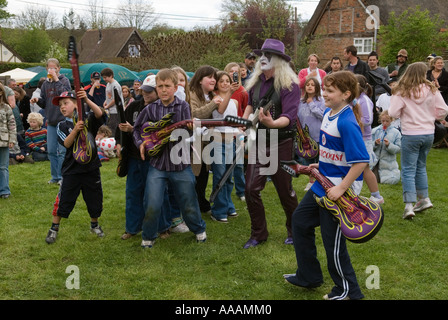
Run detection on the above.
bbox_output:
[295,117,319,159]
[114,88,128,177]
[68,35,96,164]
[280,160,384,243]
[246,101,273,152]
[141,114,252,157]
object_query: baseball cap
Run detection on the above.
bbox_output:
[52,91,76,105]
[246,52,256,59]
[91,71,101,79]
[141,75,156,92]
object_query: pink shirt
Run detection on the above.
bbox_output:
[298,68,327,90]
[389,85,448,135]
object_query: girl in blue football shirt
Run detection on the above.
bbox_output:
[285,71,370,300]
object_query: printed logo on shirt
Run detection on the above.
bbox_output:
[319,145,346,166]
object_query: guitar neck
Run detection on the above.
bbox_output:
[70,59,83,122]
[299,166,335,191]
[252,101,273,125]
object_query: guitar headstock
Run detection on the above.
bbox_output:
[223,115,253,127]
[280,160,312,178]
[67,36,79,62]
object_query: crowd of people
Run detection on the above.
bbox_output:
[1,38,448,300]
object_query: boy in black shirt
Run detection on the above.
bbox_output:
[45,89,106,244]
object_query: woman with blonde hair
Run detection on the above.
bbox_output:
[121,85,134,109]
[298,53,327,92]
[389,62,448,219]
[426,56,448,104]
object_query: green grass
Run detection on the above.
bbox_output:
[1,148,448,300]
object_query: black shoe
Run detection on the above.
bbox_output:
[283,274,323,288]
[45,229,58,244]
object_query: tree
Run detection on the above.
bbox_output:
[0,0,12,22]
[221,0,297,52]
[15,27,53,62]
[84,0,119,29]
[378,6,448,64]
[116,0,158,31]
[13,5,57,30]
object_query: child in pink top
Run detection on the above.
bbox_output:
[389,62,448,219]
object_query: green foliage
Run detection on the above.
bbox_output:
[14,27,53,63]
[1,147,448,300]
[221,0,296,52]
[122,29,250,72]
[41,43,68,64]
[0,0,12,21]
[378,6,448,64]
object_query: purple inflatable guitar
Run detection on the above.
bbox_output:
[141,114,252,157]
[295,117,319,160]
[281,160,384,243]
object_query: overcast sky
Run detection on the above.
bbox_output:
[7,0,319,29]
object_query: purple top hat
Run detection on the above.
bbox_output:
[253,39,291,62]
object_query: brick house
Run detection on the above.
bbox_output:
[300,0,448,67]
[78,27,149,64]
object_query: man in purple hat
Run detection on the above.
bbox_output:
[242,38,300,249]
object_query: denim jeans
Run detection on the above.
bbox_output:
[210,141,236,219]
[0,147,10,196]
[142,165,206,241]
[400,134,433,203]
[47,125,66,182]
[125,157,150,234]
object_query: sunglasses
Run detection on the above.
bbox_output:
[397,55,406,58]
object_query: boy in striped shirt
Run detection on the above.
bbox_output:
[25,112,48,162]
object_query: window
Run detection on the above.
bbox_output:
[128,44,140,58]
[354,38,373,54]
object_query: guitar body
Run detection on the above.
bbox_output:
[296,119,319,160]
[72,120,97,164]
[313,188,384,243]
[245,101,273,153]
[281,161,384,243]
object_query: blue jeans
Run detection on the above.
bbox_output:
[211,141,236,219]
[142,165,206,241]
[125,157,150,234]
[0,147,10,196]
[158,182,183,231]
[400,134,433,203]
[47,125,66,182]
[233,164,246,197]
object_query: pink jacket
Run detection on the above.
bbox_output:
[298,68,327,90]
[389,85,448,135]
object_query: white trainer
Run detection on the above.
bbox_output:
[413,198,433,212]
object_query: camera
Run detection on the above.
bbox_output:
[232,72,239,83]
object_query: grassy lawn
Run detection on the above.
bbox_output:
[1,148,447,300]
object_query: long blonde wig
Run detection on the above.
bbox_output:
[245,55,299,93]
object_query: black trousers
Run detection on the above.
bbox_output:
[291,190,364,300]
[53,170,103,219]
